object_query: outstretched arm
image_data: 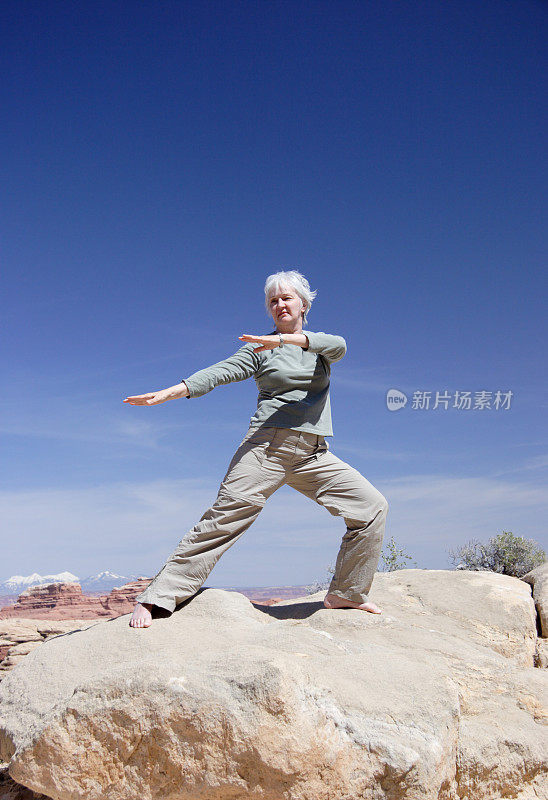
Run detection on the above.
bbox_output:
[123,341,260,406]
[182,342,260,399]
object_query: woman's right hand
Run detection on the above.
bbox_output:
[123,382,189,405]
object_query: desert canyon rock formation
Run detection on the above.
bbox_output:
[0,581,295,624]
[0,567,546,800]
[0,580,152,621]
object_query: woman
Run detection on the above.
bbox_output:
[125,270,389,628]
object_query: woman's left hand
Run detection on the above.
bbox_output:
[239,334,281,352]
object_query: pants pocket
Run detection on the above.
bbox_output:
[238,426,274,448]
[314,437,330,458]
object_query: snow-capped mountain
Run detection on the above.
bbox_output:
[0,572,80,594]
[0,571,142,596]
[80,571,140,592]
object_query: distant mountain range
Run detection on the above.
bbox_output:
[0,572,313,604]
[0,571,143,595]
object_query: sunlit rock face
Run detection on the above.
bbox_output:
[0,569,546,800]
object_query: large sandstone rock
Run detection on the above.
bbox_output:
[0,621,101,679]
[0,569,546,800]
[0,762,49,799]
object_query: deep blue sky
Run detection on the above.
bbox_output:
[2,0,547,587]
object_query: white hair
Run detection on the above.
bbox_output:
[264,269,317,326]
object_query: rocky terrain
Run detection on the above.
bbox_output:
[0,566,546,800]
[0,583,309,681]
[0,619,101,680]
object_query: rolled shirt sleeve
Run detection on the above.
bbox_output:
[183,343,260,399]
[304,331,347,363]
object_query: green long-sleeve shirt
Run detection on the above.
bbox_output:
[182,330,346,436]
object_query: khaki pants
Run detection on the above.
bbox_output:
[136,426,389,612]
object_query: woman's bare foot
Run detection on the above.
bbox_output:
[323,592,382,614]
[129,602,153,627]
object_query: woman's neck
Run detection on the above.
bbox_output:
[273,316,305,335]
[275,324,303,334]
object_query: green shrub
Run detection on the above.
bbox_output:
[448,531,546,578]
[379,536,417,572]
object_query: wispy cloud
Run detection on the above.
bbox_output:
[334,367,393,394]
[333,442,414,461]
[383,474,547,504]
[489,454,548,476]
[0,415,183,452]
[379,474,548,563]
[0,407,246,451]
[1,472,546,581]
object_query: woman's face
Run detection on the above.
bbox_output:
[268,285,305,329]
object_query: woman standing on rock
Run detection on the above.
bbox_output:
[124,270,389,628]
